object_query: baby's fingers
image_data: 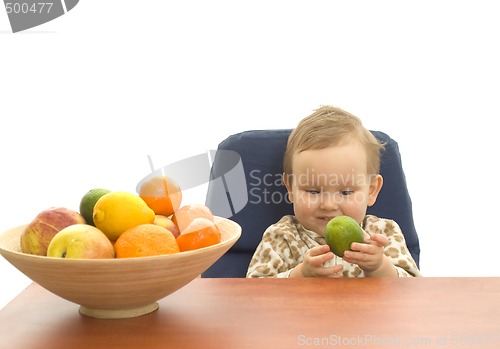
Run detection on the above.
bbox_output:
[304,245,334,267]
[323,264,344,278]
[368,233,388,247]
[343,241,383,265]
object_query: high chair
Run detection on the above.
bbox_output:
[203,129,420,277]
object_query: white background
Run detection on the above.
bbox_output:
[1,1,499,309]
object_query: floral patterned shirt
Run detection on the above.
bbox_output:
[246,215,422,278]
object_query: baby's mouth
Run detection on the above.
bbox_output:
[318,216,335,222]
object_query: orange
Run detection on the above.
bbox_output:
[138,176,182,217]
[171,204,214,233]
[176,218,221,252]
[114,224,180,258]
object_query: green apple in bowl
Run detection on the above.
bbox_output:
[47,224,115,259]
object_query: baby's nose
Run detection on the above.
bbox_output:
[319,192,339,210]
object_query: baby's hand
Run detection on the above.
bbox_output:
[298,245,343,278]
[343,232,388,274]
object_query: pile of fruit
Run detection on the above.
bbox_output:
[19,175,222,259]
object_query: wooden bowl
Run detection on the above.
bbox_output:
[0,217,241,319]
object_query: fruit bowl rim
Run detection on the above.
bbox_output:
[0,217,241,263]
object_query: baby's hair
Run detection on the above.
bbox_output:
[283,105,384,180]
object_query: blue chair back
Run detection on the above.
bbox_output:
[203,129,420,277]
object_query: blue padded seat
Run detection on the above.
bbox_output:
[203,129,420,277]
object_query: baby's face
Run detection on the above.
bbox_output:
[285,142,379,236]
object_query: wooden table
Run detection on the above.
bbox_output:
[1,278,500,349]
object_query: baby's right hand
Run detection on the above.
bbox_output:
[299,245,343,278]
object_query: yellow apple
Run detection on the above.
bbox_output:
[47,224,115,259]
[20,207,86,256]
[153,214,180,237]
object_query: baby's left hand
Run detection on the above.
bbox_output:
[342,232,388,273]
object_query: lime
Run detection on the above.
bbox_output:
[324,216,364,257]
[79,188,112,226]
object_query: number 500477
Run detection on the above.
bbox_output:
[5,2,54,14]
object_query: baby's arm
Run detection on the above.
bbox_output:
[246,223,301,278]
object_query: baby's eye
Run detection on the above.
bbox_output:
[305,189,320,195]
[340,189,354,196]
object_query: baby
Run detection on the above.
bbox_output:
[246,106,421,278]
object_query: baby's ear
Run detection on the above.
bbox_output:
[367,174,383,206]
[282,172,294,201]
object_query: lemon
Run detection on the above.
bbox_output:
[93,191,155,241]
[79,188,112,226]
[324,216,364,257]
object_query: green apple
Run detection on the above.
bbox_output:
[153,214,180,237]
[20,207,87,256]
[47,224,115,259]
[324,216,364,257]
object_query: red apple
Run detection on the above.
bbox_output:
[153,214,180,238]
[20,207,86,256]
